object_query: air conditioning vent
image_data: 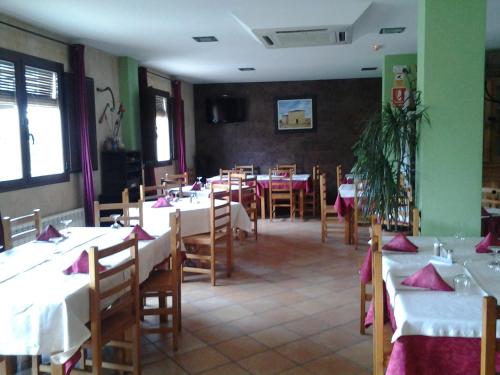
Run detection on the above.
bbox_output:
[253,25,352,49]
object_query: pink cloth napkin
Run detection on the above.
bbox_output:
[383,233,418,252]
[401,264,454,291]
[476,232,500,253]
[152,196,173,208]
[191,182,201,191]
[124,225,155,241]
[63,348,82,375]
[36,224,63,241]
[63,250,106,275]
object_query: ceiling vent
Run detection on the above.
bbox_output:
[252,26,352,49]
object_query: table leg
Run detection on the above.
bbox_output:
[260,194,266,220]
[299,189,304,220]
[0,356,13,375]
[344,209,354,244]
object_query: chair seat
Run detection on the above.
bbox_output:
[183,231,228,246]
[141,270,174,293]
[85,311,136,346]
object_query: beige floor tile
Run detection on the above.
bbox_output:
[241,297,283,313]
[276,338,332,364]
[336,339,373,369]
[215,335,268,360]
[238,350,295,375]
[194,323,244,345]
[283,317,331,337]
[250,326,301,348]
[303,354,366,375]
[199,363,250,375]
[314,303,359,328]
[153,331,207,355]
[142,357,189,375]
[173,347,230,374]
[228,314,277,334]
[210,305,254,322]
[290,299,331,316]
[309,326,366,352]
[258,306,305,326]
[278,367,313,375]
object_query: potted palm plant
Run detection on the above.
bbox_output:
[352,75,429,231]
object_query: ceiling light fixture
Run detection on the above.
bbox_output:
[238,67,255,71]
[361,67,377,71]
[372,43,382,51]
[192,36,218,42]
[379,27,406,34]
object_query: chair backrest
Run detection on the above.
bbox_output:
[93,201,144,227]
[371,223,386,374]
[269,168,293,195]
[170,209,181,276]
[219,168,241,182]
[336,165,343,188]
[209,184,231,237]
[88,236,140,346]
[320,172,329,213]
[231,175,257,209]
[234,165,254,174]
[481,296,500,375]
[165,172,188,185]
[276,164,297,174]
[482,187,500,208]
[2,209,42,250]
[312,164,320,192]
[412,207,420,236]
[140,184,166,202]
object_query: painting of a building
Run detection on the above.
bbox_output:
[277,98,314,130]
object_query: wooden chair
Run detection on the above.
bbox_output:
[230,173,258,240]
[276,164,297,174]
[336,164,343,189]
[269,168,295,221]
[93,201,144,227]
[2,209,42,250]
[303,165,320,217]
[83,236,141,375]
[320,173,337,242]
[165,172,188,185]
[483,187,500,208]
[354,179,371,249]
[372,223,394,375]
[182,185,233,285]
[412,207,420,236]
[219,168,243,182]
[481,296,500,375]
[234,164,255,174]
[140,184,166,202]
[140,210,181,350]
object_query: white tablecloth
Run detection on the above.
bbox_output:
[380,235,500,342]
[0,226,171,356]
[207,174,310,183]
[143,197,252,237]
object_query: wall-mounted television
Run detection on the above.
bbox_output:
[206,96,246,124]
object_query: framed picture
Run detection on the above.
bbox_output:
[274,96,317,133]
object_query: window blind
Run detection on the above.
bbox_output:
[25,65,58,105]
[0,59,16,102]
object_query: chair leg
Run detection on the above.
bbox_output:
[177,282,182,331]
[227,234,233,277]
[159,293,167,323]
[172,290,179,351]
[210,245,216,286]
[360,283,366,335]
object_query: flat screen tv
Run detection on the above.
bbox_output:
[206,96,246,124]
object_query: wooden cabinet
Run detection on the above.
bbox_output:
[100,150,142,202]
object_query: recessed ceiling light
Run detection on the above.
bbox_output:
[379,27,406,34]
[192,36,218,42]
[361,67,378,71]
[238,67,255,71]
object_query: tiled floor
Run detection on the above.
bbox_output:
[142,218,372,375]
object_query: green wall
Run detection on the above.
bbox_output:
[382,54,417,105]
[416,0,485,236]
[118,56,141,150]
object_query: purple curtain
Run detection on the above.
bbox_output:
[70,44,95,226]
[172,80,187,173]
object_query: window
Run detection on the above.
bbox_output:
[141,88,174,166]
[0,49,67,191]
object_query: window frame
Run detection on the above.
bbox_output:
[0,47,68,193]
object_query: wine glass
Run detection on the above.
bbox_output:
[60,219,72,236]
[110,214,121,229]
[197,176,202,187]
[49,236,64,253]
[488,246,500,270]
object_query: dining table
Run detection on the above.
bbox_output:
[334,183,357,244]
[363,234,500,374]
[206,174,312,219]
[0,225,172,368]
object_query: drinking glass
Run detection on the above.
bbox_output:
[453,274,471,296]
[60,219,72,236]
[454,222,465,241]
[110,214,121,229]
[488,246,500,270]
[49,236,64,253]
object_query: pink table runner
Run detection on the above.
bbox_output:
[334,194,354,218]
